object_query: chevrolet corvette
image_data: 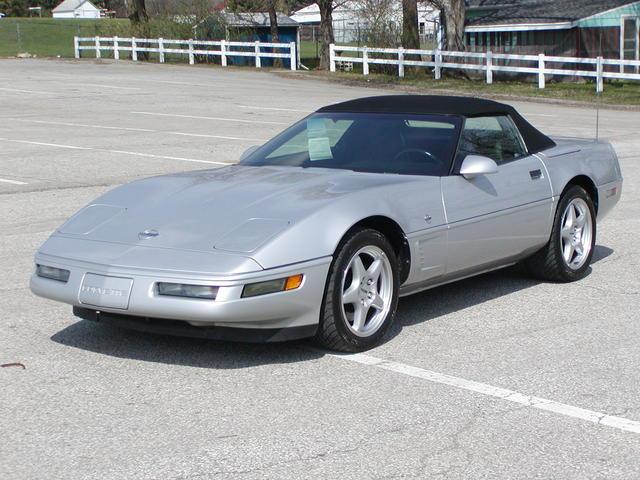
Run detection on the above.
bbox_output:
[30,95,623,351]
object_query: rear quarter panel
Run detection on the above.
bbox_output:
[538,139,622,219]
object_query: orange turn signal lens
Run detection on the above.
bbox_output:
[242,274,304,298]
[284,274,304,291]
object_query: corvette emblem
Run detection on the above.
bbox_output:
[138,229,159,239]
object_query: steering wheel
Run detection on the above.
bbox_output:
[392,148,444,169]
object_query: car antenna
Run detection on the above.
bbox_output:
[595,32,603,142]
[596,92,600,141]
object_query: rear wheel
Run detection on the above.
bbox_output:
[314,229,399,352]
[525,185,596,282]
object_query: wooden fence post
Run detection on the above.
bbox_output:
[538,53,545,89]
[596,56,604,93]
[329,43,336,72]
[290,41,296,70]
[486,50,493,84]
[74,36,80,59]
[188,39,194,65]
[362,46,369,75]
[158,38,164,63]
[435,49,442,79]
[398,47,404,78]
[221,40,227,67]
[95,36,100,59]
[131,37,137,61]
[254,41,261,68]
[113,36,119,60]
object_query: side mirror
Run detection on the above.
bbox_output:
[240,145,260,162]
[460,155,498,179]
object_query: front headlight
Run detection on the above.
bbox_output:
[241,274,303,298]
[36,264,70,283]
[157,282,218,300]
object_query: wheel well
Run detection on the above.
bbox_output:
[565,175,599,213]
[344,216,411,284]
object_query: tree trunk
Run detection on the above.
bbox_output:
[129,0,148,25]
[401,0,420,50]
[129,0,149,60]
[268,2,282,68]
[318,0,334,70]
[442,0,465,51]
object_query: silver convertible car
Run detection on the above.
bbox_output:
[30,95,622,352]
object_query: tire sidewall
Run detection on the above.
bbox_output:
[552,186,597,281]
[326,229,400,351]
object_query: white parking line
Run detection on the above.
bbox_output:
[77,83,141,91]
[0,87,57,95]
[11,119,266,142]
[3,139,91,150]
[14,119,155,133]
[168,131,262,141]
[239,105,311,113]
[0,138,231,166]
[131,111,288,125]
[0,178,28,185]
[108,149,230,165]
[330,352,640,434]
[145,80,218,88]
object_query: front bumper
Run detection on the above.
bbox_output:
[30,251,332,336]
[73,307,319,342]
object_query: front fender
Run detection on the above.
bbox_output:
[251,177,444,269]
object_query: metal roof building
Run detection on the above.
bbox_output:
[464,0,640,60]
[52,0,101,19]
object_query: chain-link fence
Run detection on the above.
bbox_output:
[299,24,438,64]
[0,18,196,58]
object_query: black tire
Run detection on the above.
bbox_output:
[314,228,399,352]
[524,185,596,282]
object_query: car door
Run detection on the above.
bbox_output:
[441,115,554,275]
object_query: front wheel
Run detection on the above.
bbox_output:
[525,185,596,282]
[314,229,399,352]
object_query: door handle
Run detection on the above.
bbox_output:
[529,169,542,180]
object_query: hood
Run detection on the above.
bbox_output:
[55,165,411,254]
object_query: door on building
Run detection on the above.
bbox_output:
[621,16,640,73]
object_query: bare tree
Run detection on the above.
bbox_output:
[129,0,149,27]
[355,0,401,46]
[401,0,420,50]
[317,0,335,70]
[129,0,150,59]
[267,0,283,67]
[431,0,465,50]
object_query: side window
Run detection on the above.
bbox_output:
[458,116,527,165]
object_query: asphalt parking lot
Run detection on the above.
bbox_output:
[1,59,639,479]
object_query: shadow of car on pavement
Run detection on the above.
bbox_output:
[51,245,614,368]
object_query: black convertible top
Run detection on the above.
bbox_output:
[317,95,556,154]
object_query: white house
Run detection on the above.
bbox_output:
[52,0,101,19]
[291,1,439,43]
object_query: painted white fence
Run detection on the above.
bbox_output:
[74,36,297,71]
[330,44,640,92]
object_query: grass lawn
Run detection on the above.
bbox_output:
[0,18,130,57]
[322,71,640,106]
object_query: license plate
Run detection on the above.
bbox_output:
[79,273,133,310]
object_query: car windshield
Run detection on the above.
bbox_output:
[240,112,462,176]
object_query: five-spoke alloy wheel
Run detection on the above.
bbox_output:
[525,185,597,282]
[560,198,593,270]
[315,228,399,352]
[340,245,394,337]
